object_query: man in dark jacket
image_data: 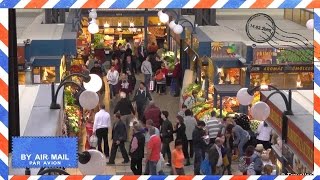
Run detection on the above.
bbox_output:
[160,111,174,166]
[90,61,104,77]
[132,82,152,121]
[193,121,207,175]
[129,122,145,175]
[143,101,161,128]
[208,138,224,175]
[107,113,130,164]
[114,92,135,132]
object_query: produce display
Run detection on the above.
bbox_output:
[183,83,201,99]
[192,101,229,120]
[64,85,82,136]
[250,120,261,133]
[163,51,175,71]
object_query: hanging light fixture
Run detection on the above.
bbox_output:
[89,9,97,19]
[89,19,96,24]
[104,22,110,28]
[159,11,169,23]
[169,20,177,29]
[173,24,183,34]
[88,23,99,34]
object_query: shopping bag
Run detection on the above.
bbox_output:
[200,154,212,175]
[223,155,229,167]
[149,80,154,91]
[89,134,98,148]
[156,153,165,173]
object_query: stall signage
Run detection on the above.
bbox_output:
[287,120,313,170]
[250,64,313,73]
[261,93,282,135]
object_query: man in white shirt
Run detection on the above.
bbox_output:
[141,56,152,91]
[107,65,119,99]
[93,104,112,157]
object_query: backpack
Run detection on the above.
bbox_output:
[155,71,165,81]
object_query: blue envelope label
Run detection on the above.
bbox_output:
[12,137,78,168]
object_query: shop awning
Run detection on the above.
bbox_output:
[31,56,62,67]
[261,91,313,140]
[214,84,242,96]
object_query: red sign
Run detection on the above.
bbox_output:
[287,119,313,170]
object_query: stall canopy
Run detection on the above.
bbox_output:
[31,56,62,67]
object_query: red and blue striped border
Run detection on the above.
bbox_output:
[0,1,319,180]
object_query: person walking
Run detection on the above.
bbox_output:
[226,124,250,157]
[85,109,95,150]
[206,111,222,144]
[143,101,161,128]
[129,123,145,175]
[145,127,161,175]
[93,104,111,157]
[172,59,182,97]
[256,121,273,150]
[107,113,130,164]
[106,65,119,99]
[208,138,224,175]
[173,115,190,166]
[171,139,186,175]
[132,82,152,121]
[178,105,187,118]
[184,109,197,159]
[118,73,130,96]
[145,119,160,143]
[160,111,174,166]
[90,61,104,77]
[192,121,208,175]
[222,126,233,175]
[114,92,135,132]
[141,56,153,91]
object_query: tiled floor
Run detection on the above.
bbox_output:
[66,74,242,175]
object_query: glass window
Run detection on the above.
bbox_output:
[33,67,56,84]
[217,68,241,85]
[250,72,313,90]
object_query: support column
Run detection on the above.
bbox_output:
[144,9,148,49]
[9,9,20,153]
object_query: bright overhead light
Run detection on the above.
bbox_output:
[169,20,177,29]
[306,19,314,30]
[192,56,197,61]
[104,22,110,28]
[158,10,163,17]
[118,22,122,27]
[129,22,134,27]
[88,23,99,34]
[159,12,169,23]
[89,11,97,19]
[83,74,102,92]
[184,46,189,51]
[173,24,183,34]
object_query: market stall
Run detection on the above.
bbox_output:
[31,55,66,84]
[261,90,313,174]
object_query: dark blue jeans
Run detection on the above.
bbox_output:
[194,148,203,175]
[145,160,158,175]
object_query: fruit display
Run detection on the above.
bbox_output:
[64,86,82,136]
[163,51,175,71]
[183,83,202,99]
[250,120,261,133]
[192,101,229,121]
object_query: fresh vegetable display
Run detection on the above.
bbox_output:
[64,85,82,135]
[163,51,175,71]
